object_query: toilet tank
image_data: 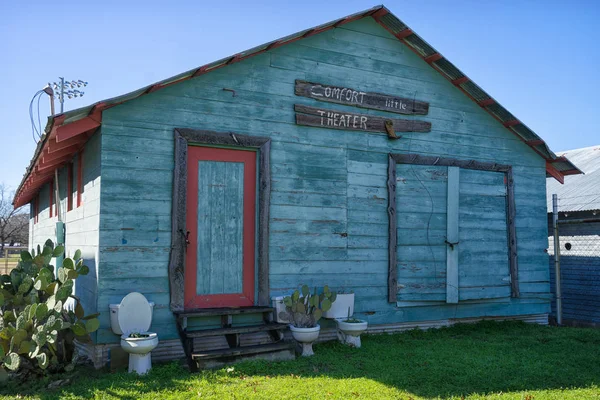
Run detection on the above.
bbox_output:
[323,293,355,319]
[272,296,292,323]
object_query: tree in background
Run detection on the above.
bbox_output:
[0,184,29,253]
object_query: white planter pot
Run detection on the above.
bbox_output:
[323,293,355,319]
[336,319,368,348]
[289,324,320,356]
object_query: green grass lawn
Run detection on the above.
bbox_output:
[1,321,599,399]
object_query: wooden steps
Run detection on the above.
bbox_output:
[175,306,274,319]
[175,306,292,371]
[185,322,288,338]
[192,342,294,360]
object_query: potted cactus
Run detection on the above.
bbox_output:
[279,285,336,356]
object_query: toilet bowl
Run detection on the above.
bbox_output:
[110,292,158,374]
[336,319,368,348]
[321,293,368,348]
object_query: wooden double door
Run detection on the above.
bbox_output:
[184,146,256,308]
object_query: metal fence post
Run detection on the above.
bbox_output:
[552,194,563,325]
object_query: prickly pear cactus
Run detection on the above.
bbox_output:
[279,285,337,328]
[0,239,100,382]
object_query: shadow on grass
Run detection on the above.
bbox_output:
[229,321,600,398]
[2,321,599,399]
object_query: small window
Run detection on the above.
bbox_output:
[67,162,74,211]
[77,151,84,207]
[49,180,54,218]
[33,194,39,224]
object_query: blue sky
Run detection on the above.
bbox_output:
[1,0,598,191]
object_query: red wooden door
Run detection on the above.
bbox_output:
[184,146,256,308]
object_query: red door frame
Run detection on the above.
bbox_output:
[184,146,256,309]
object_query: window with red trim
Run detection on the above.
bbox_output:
[67,162,74,211]
[77,151,84,207]
[49,180,54,218]
[34,194,39,224]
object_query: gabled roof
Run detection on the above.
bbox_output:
[13,4,582,208]
[547,145,600,212]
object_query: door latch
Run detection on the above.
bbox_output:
[445,240,459,250]
[180,229,190,246]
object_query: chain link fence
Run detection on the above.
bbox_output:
[548,229,600,257]
[1,246,26,275]
[547,194,600,326]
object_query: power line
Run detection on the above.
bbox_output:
[29,90,44,143]
[37,89,42,137]
[558,194,600,200]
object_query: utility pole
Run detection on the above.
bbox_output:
[42,85,55,116]
[552,194,563,325]
[38,78,88,268]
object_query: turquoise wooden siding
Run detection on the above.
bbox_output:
[396,164,448,303]
[29,132,101,340]
[458,169,510,301]
[95,17,550,343]
[196,160,244,295]
[446,166,459,304]
[396,165,511,305]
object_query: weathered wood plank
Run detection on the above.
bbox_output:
[271,191,346,208]
[271,219,346,234]
[196,161,244,295]
[295,104,431,137]
[349,236,387,249]
[168,130,187,312]
[270,246,347,262]
[295,80,429,115]
[506,167,520,298]
[391,153,511,173]
[348,197,386,211]
[397,212,447,230]
[459,286,511,301]
[185,323,288,338]
[397,245,446,263]
[272,177,347,195]
[446,167,459,304]
[271,232,347,248]
[395,195,447,214]
[270,260,387,275]
[387,154,397,303]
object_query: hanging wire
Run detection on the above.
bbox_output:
[29,90,45,143]
[405,90,446,295]
[37,90,43,139]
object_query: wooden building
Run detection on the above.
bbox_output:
[14,6,581,367]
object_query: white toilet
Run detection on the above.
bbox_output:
[110,292,158,374]
[323,293,369,348]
